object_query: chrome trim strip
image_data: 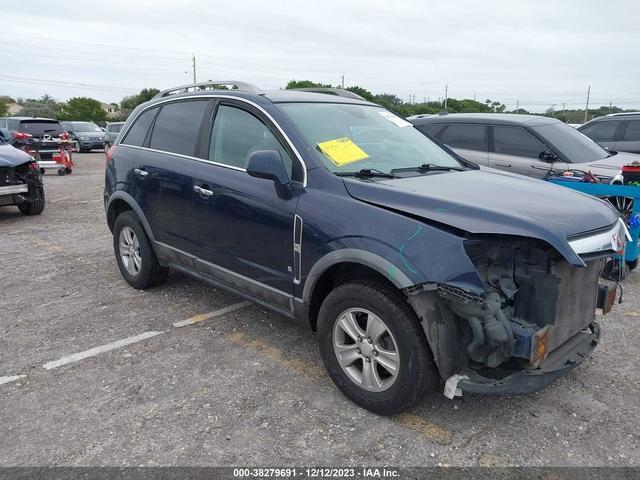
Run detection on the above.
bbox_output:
[118,144,247,172]
[0,184,28,195]
[118,94,308,186]
[293,214,303,285]
[568,218,630,255]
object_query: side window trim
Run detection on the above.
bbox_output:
[209,99,304,183]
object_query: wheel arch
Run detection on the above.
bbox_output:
[302,249,414,331]
[106,192,155,244]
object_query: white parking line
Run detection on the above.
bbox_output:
[172,301,252,328]
[0,375,26,385]
[42,331,164,370]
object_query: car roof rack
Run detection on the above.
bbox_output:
[154,81,261,99]
[290,87,365,100]
[606,111,640,117]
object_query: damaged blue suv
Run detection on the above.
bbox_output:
[104,81,625,415]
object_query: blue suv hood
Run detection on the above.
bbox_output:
[343,169,619,265]
[0,143,33,168]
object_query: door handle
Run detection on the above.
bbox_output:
[193,185,214,197]
[494,161,512,167]
[134,168,148,177]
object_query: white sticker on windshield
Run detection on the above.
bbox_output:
[378,111,412,128]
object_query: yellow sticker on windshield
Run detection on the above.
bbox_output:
[317,137,369,166]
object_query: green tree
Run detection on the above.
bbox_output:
[0,101,7,117]
[20,95,63,118]
[345,86,374,101]
[58,97,108,123]
[120,88,160,110]
[285,80,332,89]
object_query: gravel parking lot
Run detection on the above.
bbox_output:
[1,152,639,467]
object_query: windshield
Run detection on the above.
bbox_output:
[278,103,462,175]
[73,122,102,132]
[532,122,610,163]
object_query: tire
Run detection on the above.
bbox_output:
[18,183,45,215]
[113,211,168,289]
[57,169,66,176]
[627,259,638,271]
[65,168,72,175]
[317,280,440,415]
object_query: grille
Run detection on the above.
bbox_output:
[547,259,602,352]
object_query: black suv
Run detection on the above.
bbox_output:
[60,121,105,152]
[578,112,640,154]
[105,81,622,414]
[0,117,66,160]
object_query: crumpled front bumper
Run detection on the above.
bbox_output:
[457,322,600,395]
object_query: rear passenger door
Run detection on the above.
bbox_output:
[125,99,212,253]
[434,123,489,166]
[489,125,560,178]
[614,120,640,154]
[190,100,303,305]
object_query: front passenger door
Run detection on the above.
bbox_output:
[190,102,302,308]
[490,125,564,178]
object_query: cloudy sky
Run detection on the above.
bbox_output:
[2,0,639,112]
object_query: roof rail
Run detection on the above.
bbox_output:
[290,87,365,101]
[154,81,261,99]
[606,111,640,117]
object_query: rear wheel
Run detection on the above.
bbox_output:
[317,280,440,415]
[18,182,45,215]
[113,211,168,289]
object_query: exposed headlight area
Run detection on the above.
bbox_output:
[437,237,604,370]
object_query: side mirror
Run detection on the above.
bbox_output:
[247,150,290,186]
[539,151,558,162]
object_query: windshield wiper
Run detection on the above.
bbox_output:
[391,163,465,174]
[335,168,397,179]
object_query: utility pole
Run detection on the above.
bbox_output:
[340,73,345,89]
[192,54,197,84]
[444,84,448,110]
[516,100,519,114]
[584,85,591,123]
[423,96,426,104]
[473,93,477,102]
[562,102,566,118]
[609,101,613,114]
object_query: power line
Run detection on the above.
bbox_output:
[0,75,138,94]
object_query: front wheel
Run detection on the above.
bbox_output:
[113,211,168,289]
[317,280,440,415]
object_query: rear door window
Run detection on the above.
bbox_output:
[149,100,210,156]
[622,120,640,141]
[438,124,487,151]
[580,121,619,142]
[493,126,547,158]
[121,107,159,147]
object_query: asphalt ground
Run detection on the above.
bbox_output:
[0,152,639,467]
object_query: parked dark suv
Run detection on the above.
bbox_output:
[578,112,640,154]
[105,81,623,414]
[60,121,105,152]
[0,117,66,160]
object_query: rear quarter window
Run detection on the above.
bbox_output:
[623,120,640,141]
[121,107,159,147]
[580,121,619,142]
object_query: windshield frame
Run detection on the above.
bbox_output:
[276,101,467,178]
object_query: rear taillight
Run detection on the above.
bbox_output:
[105,145,117,166]
[13,131,32,140]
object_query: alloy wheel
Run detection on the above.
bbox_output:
[119,226,142,276]
[332,308,400,392]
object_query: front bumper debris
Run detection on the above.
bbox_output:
[452,322,600,396]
